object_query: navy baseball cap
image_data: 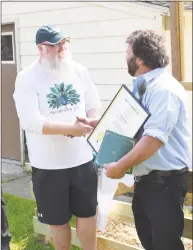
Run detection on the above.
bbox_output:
[35,25,70,45]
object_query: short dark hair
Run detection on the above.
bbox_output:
[126,30,169,69]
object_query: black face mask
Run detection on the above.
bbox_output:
[127,56,139,77]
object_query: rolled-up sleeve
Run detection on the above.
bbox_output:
[13,71,46,133]
[143,89,180,144]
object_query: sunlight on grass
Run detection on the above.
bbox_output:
[10,243,20,250]
[3,193,79,250]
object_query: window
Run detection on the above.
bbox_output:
[1,32,15,63]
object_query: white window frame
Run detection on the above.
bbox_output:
[1,31,15,64]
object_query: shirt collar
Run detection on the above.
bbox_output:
[132,67,167,90]
[142,67,166,82]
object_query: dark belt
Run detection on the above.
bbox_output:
[135,167,189,182]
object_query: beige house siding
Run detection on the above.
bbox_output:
[2,1,166,112]
[2,2,192,152]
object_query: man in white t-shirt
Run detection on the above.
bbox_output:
[13,25,100,250]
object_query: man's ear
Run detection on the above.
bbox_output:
[38,44,47,56]
[37,44,43,52]
[136,57,143,66]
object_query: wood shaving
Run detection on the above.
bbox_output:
[97,216,192,250]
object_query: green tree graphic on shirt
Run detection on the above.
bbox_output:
[46,83,80,109]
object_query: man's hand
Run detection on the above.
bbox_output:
[76,116,99,128]
[70,120,93,137]
[104,162,126,179]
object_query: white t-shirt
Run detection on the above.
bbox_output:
[13,60,100,170]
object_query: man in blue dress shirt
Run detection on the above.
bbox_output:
[104,30,192,250]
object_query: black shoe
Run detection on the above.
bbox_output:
[1,243,10,250]
[1,235,11,250]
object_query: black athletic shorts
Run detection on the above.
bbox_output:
[31,161,98,225]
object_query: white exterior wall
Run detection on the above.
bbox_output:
[2,1,165,112]
[2,1,192,151]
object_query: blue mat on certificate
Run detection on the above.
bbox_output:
[95,130,135,173]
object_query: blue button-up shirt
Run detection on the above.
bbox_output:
[132,68,192,176]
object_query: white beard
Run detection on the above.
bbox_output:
[41,49,74,80]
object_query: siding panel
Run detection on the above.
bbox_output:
[21,53,127,69]
[3,2,164,105]
[2,2,88,15]
[19,17,161,42]
[20,37,127,55]
[13,6,130,28]
[89,69,132,85]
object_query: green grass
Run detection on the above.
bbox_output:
[3,193,80,250]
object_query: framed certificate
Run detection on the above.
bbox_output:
[87,84,150,153]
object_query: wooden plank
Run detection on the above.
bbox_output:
[33,216,51,237]
[33,216,141,250]
[111,200,134,219]
[162,13,192,82]
[33,213,192,249]
[184,29,192,81]
[30,181,35,200]
[185,25,192,79]
[97,235,141,250]
[31,181,192,241]
[162,12,192,31]
[184,193,193,206]
[181,82,192,91]
[170,2,185,81]
[111,200,193,240]
[183,215,193,240]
